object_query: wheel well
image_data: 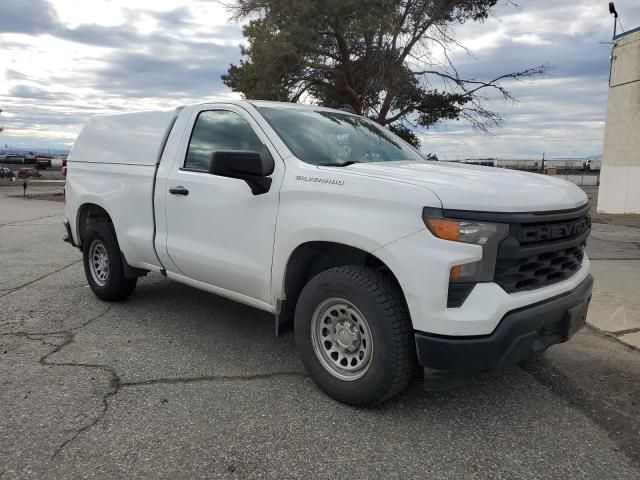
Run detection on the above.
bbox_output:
[77,203,112,247]
[278,242,405,332]
[76,203,148,279]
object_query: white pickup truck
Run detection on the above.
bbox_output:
[64,100,592,406]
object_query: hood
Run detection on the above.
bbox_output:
[336,161,588,212]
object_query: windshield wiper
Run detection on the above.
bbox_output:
[317,160,360,167]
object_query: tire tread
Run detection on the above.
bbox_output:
[83,223,137,301]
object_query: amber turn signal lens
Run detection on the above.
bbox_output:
[425,218,461,241]
[450,265,462,280]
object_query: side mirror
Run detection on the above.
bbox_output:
[209,149,275,195]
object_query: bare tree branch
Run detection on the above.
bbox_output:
[223,0,549,145]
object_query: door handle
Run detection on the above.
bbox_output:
[169,186,189,196]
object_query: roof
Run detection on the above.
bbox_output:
[614,25,640,40]
[248,100,356,115]
[175,99,356,115]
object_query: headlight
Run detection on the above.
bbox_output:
[424,218,500,245]
[423,208,509,282]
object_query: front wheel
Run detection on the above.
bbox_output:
[82,223,137,301]
[295,266,415,407]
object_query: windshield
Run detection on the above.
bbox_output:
[256,106,424,166]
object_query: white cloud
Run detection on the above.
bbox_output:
[512,33,551,45]
[0,0,244,149]
[1,0,640,156]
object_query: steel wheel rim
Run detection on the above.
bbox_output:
[89,239,109,287]
[310,298,373,381]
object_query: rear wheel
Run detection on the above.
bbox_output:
[82,223,137,301]
[295,266,415,406]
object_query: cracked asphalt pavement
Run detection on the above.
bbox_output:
[1,193,639,479]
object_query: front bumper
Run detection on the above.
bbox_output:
[414,274,593,372]
[374,227,592,336]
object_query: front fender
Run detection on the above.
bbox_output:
[270,164,441,303]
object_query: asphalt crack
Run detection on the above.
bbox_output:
[19,303,305,460]
[0,300,111,338]
[46,355,120,460]
[0,213,61,228]
[1,255,305,460]
[46,364,305,459]
[612,327,640,337]
[122,371,307,388]
[17,333,66,348]
[2,223,65,227]
[0,330,70,337]
[0,261,82,299]
[20,305,116,460]
[587,324,640,352]
[2,260,306,462]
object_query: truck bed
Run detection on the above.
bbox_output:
[66,109,182,270]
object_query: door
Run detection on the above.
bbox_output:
[163,107,283,304]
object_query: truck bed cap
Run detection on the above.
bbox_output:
[69,109,180,166]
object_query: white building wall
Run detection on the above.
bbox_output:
[598,28,640,214]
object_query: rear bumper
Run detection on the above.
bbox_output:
[414,274,593,372]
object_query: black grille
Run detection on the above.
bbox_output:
[493,207,590,293]
[495,241,586,292]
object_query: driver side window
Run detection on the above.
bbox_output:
[184,110,263,171]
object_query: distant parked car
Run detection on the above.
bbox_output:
[17,168,42,179]
[0,167,15,178]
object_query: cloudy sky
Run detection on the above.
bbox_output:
[1,0,639,158]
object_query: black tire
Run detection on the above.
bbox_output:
[295,266,415,407]
[82,223,137,301]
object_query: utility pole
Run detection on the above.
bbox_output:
[541,152,545,173]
